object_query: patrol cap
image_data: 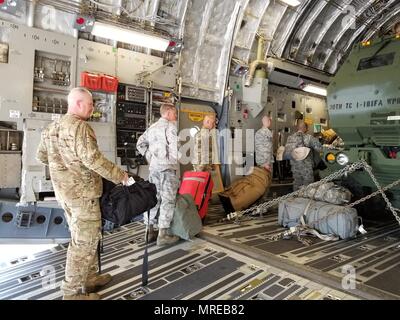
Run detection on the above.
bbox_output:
[291,147,311,161]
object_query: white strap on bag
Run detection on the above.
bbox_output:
[302,228,339,242]
[358,217,367,235]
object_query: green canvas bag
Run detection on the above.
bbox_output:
[170,194,203,240]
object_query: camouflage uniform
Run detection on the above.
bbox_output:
[36,113,125,296]
[255,127,274,168]
[136,118,179,229]
[192,128,220,172]
[254,127,274,202]
[285,132,322,191]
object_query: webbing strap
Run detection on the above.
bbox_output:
[142,210,150,287]
[358,217,367,235]
[300,199,314,227]
[299,199,339,242]
[302,228,339,241]
[183,177,206,183]
[97,226,104,274]
[97,240,102,274]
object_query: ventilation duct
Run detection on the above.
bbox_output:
[244,35,272,87]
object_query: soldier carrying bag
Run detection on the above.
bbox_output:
[100,178,157,226]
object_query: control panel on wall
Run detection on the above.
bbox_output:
[88,92,114,123]
[116,84,147,165]
[32,51,72,115]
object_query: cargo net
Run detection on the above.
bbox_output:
[221,160,400,245]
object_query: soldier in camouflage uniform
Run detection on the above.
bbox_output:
[255,116,274,173]
[136,103,180,246]
[36,87,128,300]
[285,121,322,191]
[192,114,220,172]
[254,115,274,202]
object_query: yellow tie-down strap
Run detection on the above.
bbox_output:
[180,109,215,122]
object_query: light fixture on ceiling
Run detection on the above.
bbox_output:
[91,22,171,52]
[280,0,301,7]
[301,84,327,96]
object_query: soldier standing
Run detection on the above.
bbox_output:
[255,115,274,173]
[136,103,180,246]
[285,121,322,191]
[254,115,274,202]
[192,114,220,172]
[36,87,129,300]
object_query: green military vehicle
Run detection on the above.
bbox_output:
[322,35,400,211]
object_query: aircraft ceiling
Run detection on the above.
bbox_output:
[1,0,399,103]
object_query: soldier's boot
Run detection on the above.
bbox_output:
[156,228,179,247]
[145,224,158,243]
[63,292,100,300]
[85,273,112,293]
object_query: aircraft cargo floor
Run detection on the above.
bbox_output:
[203,204,400,300]
[0,204,399,300]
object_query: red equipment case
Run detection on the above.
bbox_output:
[81,72,118,92]
[178,171,213,219]
[101,74,118,92]
[80,72,102,91]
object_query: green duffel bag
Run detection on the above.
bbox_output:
[170,194,203,240]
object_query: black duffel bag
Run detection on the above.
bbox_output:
[100,177,157,226]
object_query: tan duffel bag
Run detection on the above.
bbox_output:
[219,167,272,212]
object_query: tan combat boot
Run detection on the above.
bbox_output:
[85,273,112,293]
[63,292,100,300]
[156,228,179,246]
[145,224,158,243]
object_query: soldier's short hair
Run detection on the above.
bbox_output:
[160,103,176,116]
[203,114,217,128]
[68,87,92,106]
[262,115,271,123]
[203,114,216,122]
[296,120,308,131]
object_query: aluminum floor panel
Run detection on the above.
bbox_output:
[0,222,357,300]
[203,204,400,299]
